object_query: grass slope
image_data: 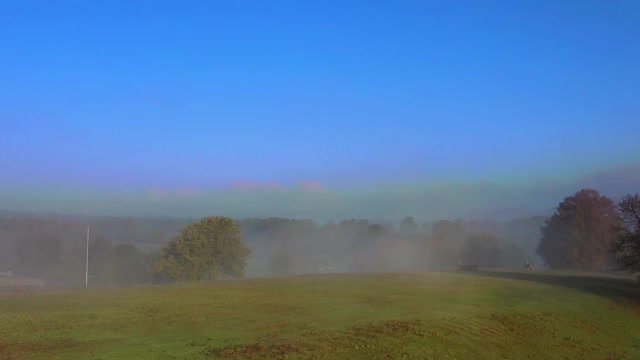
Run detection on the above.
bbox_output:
[1,271,639,360]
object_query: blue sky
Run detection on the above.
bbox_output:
[1,1,639,218]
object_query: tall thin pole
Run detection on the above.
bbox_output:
[85,226,90,288]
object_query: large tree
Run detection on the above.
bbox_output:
[153,216,251,282]
[537,189,620,271]
[611,193,640,278]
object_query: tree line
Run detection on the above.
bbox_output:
[0,213,540,286]
[154,189,640,281]
[1,188,638,286]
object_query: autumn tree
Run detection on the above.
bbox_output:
[611,193,640,278]
[537,189,620,271]
[153,216,251,282]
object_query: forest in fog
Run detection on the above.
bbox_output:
[3,187,638,287]
[0,210,544,287]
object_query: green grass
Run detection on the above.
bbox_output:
[1,271,639,360]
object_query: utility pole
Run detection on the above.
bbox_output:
[85,226,90,288]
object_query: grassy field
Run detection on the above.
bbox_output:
[1,270,639,360]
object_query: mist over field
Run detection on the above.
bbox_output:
[0,212,540,284]
[1,162,638,221]
[2,1,640,358]
[0,0,637,302]
[0,162,638,288]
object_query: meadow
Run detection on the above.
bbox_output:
[1,270,639,360]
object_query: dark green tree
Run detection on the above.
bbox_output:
[611,193,640,278]
[153,216,251,281]
[537,189,620,270]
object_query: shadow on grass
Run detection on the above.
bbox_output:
[476,270,640,305]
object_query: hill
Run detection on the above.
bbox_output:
[1,270,639,359]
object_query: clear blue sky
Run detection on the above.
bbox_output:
[1,0,639,195]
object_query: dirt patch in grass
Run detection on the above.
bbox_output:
[0,338,100,360]
[578,320,597,333]
[201,319,427,359]
[347,319,425,338]
[201,339,312,359]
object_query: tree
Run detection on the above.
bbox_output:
[153,216,251,282]
[611,193,640,278]
[349,224,389,272]
[460,233,502,267]
[460,233,525,268]
[425,220,467,269]
[537,189,620,271]
[504,216,547,265]
[367,224,386,238]
[399,216,418,235]
[431,220,467,242]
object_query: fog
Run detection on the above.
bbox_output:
[1,162,637,221]
[0,209,545,289]
[0,162,638,289]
